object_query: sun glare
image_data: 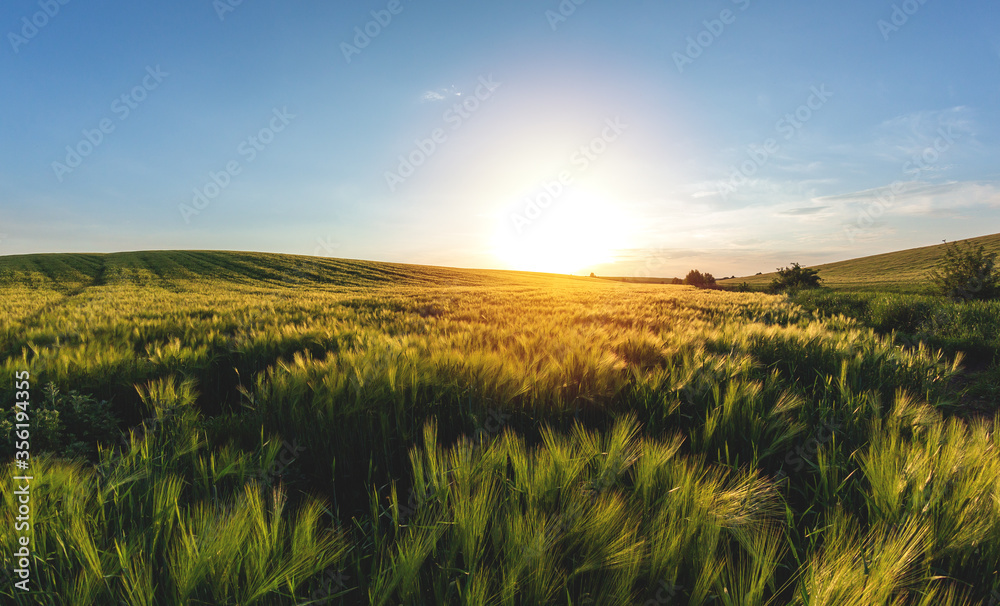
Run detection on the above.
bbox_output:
[493,191,635,275]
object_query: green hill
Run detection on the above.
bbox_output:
[0,250,587,292]
[718,233,1000,292]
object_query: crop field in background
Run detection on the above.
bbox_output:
[0,251,998,605]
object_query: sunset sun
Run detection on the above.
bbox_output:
[493,191,635,274]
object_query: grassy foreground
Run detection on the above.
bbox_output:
[0,251,998,605]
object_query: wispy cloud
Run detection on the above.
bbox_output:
[873,106,976,159]
[819,106,980,180]
[818,180,1000,216]
[773,161,824,174]
[420,85,461,102]
[778,206,830,216]
[690,190,718,199]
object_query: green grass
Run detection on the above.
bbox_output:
[718,232,1000,293]
[0,250,998,605]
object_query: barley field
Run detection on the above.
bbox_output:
[1,251,998,605]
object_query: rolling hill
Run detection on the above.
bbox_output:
[0,249,590,292]
[718,232,1000,292]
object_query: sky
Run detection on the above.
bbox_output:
[2,0,999,278]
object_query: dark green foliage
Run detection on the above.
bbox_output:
[929,240,999,301]
[0,383,119,461]
[792,290,1000,362]
[684,269,716,287]
[769,263,822,293]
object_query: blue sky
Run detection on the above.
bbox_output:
[2,0,999,277]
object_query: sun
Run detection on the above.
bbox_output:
[493,191,634,275]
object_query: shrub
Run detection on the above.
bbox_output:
[928,240,999,302]
[684,269,716,288]
[0,383,120,461]
[769,263,821,293]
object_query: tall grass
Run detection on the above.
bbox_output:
[1,252,997,604]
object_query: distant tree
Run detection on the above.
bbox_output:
[768,263,822,293]
[928,240,998,302]
[684,270,717,288]
[670,277,683,285]
[589,272,597,278]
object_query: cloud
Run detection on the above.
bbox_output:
[873,106,976,158]
[820,106,981,179]
[814,181,1000,246]
[773,161,824,174]
[818,180,1000,214]
[420,85,461,102]
[778,206,830,216]
[690,190,719,199]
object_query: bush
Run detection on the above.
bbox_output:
[928,240,999,302]
[769,263,822,293]
[0,383,120,461]
[868,295,936,334]
[684,269,716,288]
